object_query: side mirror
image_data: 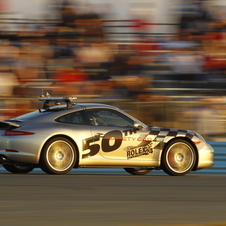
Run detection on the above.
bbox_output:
[134,122,143,130]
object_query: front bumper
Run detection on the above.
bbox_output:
[196,142,214,169]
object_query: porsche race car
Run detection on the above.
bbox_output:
[0,94,214,175]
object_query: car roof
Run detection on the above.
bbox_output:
[78,103,118,110]
[46,103,118,112]
[8,103,118,121]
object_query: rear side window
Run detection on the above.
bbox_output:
[56,111,90,125]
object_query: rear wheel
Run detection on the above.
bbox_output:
[2,164,35,174]
[161,139,196,176]
[124,168,152,175]
[40,137,77,175]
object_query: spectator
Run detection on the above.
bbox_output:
[60,0,78,29]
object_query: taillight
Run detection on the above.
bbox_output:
[5,149,19,152]
[5,130,35,136]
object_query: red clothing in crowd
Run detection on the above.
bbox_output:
[134,40,161,56]
[56,69,88,83]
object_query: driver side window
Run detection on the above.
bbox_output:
[85,109,134,127]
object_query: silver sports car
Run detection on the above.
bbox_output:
[0,94,214,175]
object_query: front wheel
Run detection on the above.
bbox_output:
[124,168,152,175]
[161,139,196,176]
[2,164,35,174]
[40,137,77,175]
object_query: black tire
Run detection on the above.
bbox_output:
[2,164,35,174]
[40,137,77,175]
[161,139,196,176]
[124,168,152,175]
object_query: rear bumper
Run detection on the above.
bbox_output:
[0,149,38,164]
[0,154,10,164]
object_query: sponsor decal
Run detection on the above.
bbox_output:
[127,143,153,159]
[123,128,137,136]
[82,129,155,159]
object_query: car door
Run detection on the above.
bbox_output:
[84,108,154,161]
[56,110,95,158]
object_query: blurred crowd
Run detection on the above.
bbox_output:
[1,0,226,139]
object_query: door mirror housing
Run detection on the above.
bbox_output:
[133,122,143,130]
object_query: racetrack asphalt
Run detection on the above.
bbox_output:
[0,168,226,226]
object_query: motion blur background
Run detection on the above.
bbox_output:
[0,0,226,141]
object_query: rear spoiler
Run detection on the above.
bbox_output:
[0,121,21,130]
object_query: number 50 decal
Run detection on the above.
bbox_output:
[83,130,123,158]
[102,130,122,152]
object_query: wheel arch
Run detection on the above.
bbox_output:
[161,137,199,171]
[38,134,80,168]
